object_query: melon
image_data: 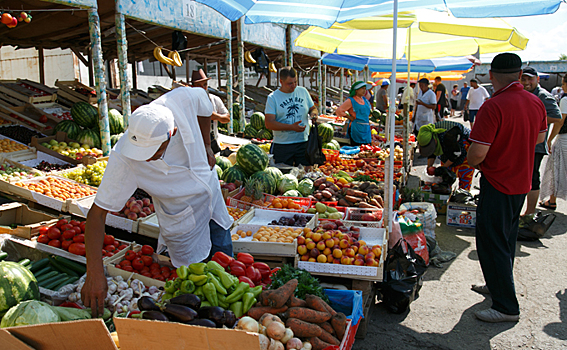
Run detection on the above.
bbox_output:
[0,261,40,317]
[318,123,334,143]
[249,170,277,195]
[108,109,125,135]
[236,143,269,175]
[76,129,101,149]
[54,120,81,140]
[71,102,98,129]
[250,112,266,130]
[265,167,283,182]
[215,156,232,172]
[222,165,248,184]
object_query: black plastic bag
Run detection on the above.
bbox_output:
[518,213,556,241]
[305,123,326,166]
[381,239,428,314]
[463,109,470,122]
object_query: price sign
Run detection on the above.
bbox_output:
[182,0,197,19]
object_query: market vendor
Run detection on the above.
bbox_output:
[191,69,230,154]
[82,87,233,317]
[418,121,475,190]
[335,81,372,146]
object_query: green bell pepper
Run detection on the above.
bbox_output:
[180,280,196,294]
[162,293,173,301]
[201,301,212,307]
[230,301,243,318]
[242,292,256,314]
[194,286,204,297]
[164,280,177,294]
[207,273,227,295]
[189,262,207,275]
[218,294,229,309]
[212,269,238,290]
[173,277,183,290]
[173,289,185,298]
[206,260,225,273]
[203,282,218,307]
[250,285,263,298]
[189,274,209,286]
[225,281,250,304]
[176,265,189,280]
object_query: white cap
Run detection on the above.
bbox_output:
[119,104,174,161]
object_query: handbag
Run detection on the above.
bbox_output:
[463,109,470,122]
[305,123,326,166]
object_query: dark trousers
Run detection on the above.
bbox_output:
[476,175,526,315]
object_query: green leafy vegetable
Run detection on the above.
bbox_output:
[269,265,329,302]
[1,300,60,328]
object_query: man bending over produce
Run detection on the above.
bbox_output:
[82,87,233,317]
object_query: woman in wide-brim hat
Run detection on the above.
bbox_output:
[335,81,373,146]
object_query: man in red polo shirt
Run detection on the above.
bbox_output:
[467,53,547,323]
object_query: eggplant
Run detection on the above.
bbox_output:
[162,304,198,323]
[168,293,201,310]
[224,310,237,328]
[141,311,169,322]
[198,306,226,328]
[186,319,216,328]
[138,296,161,311]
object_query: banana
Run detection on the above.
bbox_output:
[245,51,256,64]
[269,62,277,73]
[168,50,183,67]
[154,47,175,66]
[347,69,353,76]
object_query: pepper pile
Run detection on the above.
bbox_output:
[211,252,279,288]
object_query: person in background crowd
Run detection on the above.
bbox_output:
[364,81,375,108]
[467,53,547,323]
[551,86,563,102]
[412,78,437,139]
[539,75,567,210]
[460,82,470,112]
[191,69,230,154]
[520,67,563,216]
[375,79,390,113]
[434,76,447,122]
[335,81,372,146]
[401,82,416,112]
[450,84,460,117]
[265,67,318,166]
[464,79,490,129]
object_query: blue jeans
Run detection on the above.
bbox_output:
[208,219,233,259]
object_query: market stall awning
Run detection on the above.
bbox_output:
[372,71,469,82]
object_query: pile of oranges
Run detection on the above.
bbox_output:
[227,206,248,220]
[15,177,97,201]
[0,139,28,153]
[268,197,302,210]
[251,226,309,243]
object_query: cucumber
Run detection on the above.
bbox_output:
[39,274,67,288]
[34,266,53,278]
[48,256,78,277]
[0,252,7,261]
[36,271,59,284]
[18,259,31,267]
[29,258,49,273]
[43,274,70,290]
[52,276,79,291]
[53,256,87,275]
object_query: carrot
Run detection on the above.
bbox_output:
[287,296,307,308]
[318,322,335,335]
[345,195,363,203]
[309,337,334,350]
[305,295,337,316]
[247,306,288,320]
[286,318,322,338]
[259,279,298,308]
[318,329,340,346]
[331,312,347,340]
[284,307,331,323]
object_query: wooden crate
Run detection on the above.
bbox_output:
[0,80,57,104]
[30,131,99,165]
[0,202,64,239]
[137,213,159,239]
[0,102,58,135]
[55,80,97,104]
[0,156,44,182]
[0,135,37,162]
[27,102,72,124]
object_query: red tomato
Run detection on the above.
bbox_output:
[161,270,170,279]
[151,269,162,277]
[37,234,50,244]
[60,224,73,231]
[73,234,85,243]
[68,243,86,256]
[106,252,114,257]
[48,239,61,248]
[70,220,81,226]
[141,255,153,266]
[120,260,132,268]
[105,245,116,252]
[141,271,152,277]
[113,240,120,248]
[125,250,137,260]
[39,226,49,235]
[149,263,160,270]
[103,235,115,246]
[102,249,107,255]
[115,264,122,270]
[56,219,68,228]
[79,222,86,233]
[62,240,73,251]
[160,266,170,273]
[71,227,82,235]
[140,266,150,273]
[141,245,154,256]
[47,227,61,240]
[154,275,165,281]
[117,244,128,251]
[131,258,144,271]
[122,266,134,272]
[62,229,75,240]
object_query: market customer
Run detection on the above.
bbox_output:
[375,79,390,113]
[450,84,460,117]
[418,120,474,190]
[265,67,318,166]
[82,87,233,317]
[401,82,416,112]
[460,82,470,112]
[519,67,562,217]
[434,76,447,122]
[463,79,490,129]
[539,75,567,210]
[335,81,372,146]
[412,78,437,138]
[467,53,547,323]
[191,69,230,154]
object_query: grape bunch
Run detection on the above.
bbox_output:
[61,161,107,187]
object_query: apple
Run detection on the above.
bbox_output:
[344,248,355,258]
[427,166,436,176]
[322,247,332,256]
[352,245,358,254]
[130,205,141,214]
[306,240,316,250]
[338,226,349,233]
[333,259,341,264]
[312,232,322,242]
[149,204,155,212]
[308,257,316,262]
[143,207,152,215]
[317,255,327,263]
[297,236,306,245]
[336,221,344,227]
[124,208,131,216]
[355,254,365,260]
[297,245,307,255]
[325,238,335,248]
[310,249,320,258]
[138,212,147,218]
[332,249,343,259]
[316,241,326,251]
[305,231,313,239]
[339,239,349,249]
[358,245,370,256]
[359,240,367,246]
[301,254,309,261]
[350,226,360,232]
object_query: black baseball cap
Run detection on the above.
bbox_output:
[522,67,538,77]
[418,78,429,84]
[491,53,522,74]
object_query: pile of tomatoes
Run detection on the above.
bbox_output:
[114,245,177,282]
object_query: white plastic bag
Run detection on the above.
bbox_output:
[399,202,437,238]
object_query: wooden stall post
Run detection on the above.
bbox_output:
[115,10,131,128]
[317,61,323,115]
[286,25,293,67]
[340,68,344,105]
[38,46,45,85]
[322,65,327,114]
[226,39,234,135]
[217,60,222,89]
[237,18,245,132]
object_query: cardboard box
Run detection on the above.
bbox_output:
[446,202,477,228]
[421,192,450,215]
[4,319,117,350]
[0,202,64,239]
[114,318,261,350]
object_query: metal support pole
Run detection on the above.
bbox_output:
[317,61,323,115]
[403,27,412,173]
[217,60,221,89]
[226,40,234,135]
[286,25,293,67]
[339,68,344,105]
[322,65,327,115]
[88,8,111,156]
[115,11,131,128]
[237,19,245,132]
[132,60,138,90]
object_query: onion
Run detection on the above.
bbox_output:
[266,321,286,340]
[259,334,270,350]
[281,328,294,344]
[286,338,303,350]
[260,313,276,328]
[301,341,312,350]
[259,325,267,336]
[268,339,284,350]
[236,316,259,333]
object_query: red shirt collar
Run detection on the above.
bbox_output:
[492,81,523,98]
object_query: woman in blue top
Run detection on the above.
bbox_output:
[335,81,372,146]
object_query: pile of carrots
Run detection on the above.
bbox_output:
[247,279,348,350]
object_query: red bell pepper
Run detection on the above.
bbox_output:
[58,302,83,309]
[229,260,247,277]
[236,252,254,266]
[270,267,281,277]
[252,262,271,280]
[212,251,234,269]
[238,275,255,288]
[246,265,262,284]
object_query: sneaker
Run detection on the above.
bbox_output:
[475,308,519,323]
[471,284,490,294]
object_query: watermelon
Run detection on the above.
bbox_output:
[322,142,338,150]
[222,165,248,184]
[236,143,269,175]
[330,139,340,149]
[216,156,232,172]
[244,125,258,139]
[110,133,123,147]
[249,170,277,195]
[108,109,125,135]
[318,123,334,143]
[77,129,101,149]
[54,120,81,140]
[256,129,272,140]
[250,112,266,130]
[71,102,98,129]
[265,167,283,182]
[214,165,223,179]
[0,261,40,317]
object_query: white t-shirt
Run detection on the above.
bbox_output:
[467,86,490,110]
[95,87,233,267]
[560,96,567,114]
[209,93,228,139]
[414,89,437,130]
[402,86,415,106]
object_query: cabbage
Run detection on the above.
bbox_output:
[283,190,301,197]
[297,178,314,196]
[277,174,298,194]
[1,301,60,328]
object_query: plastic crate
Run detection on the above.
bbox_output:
[226,187,276,210]
[323,149,340,162]
[343,207,384,228]
[266,196,312,213]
